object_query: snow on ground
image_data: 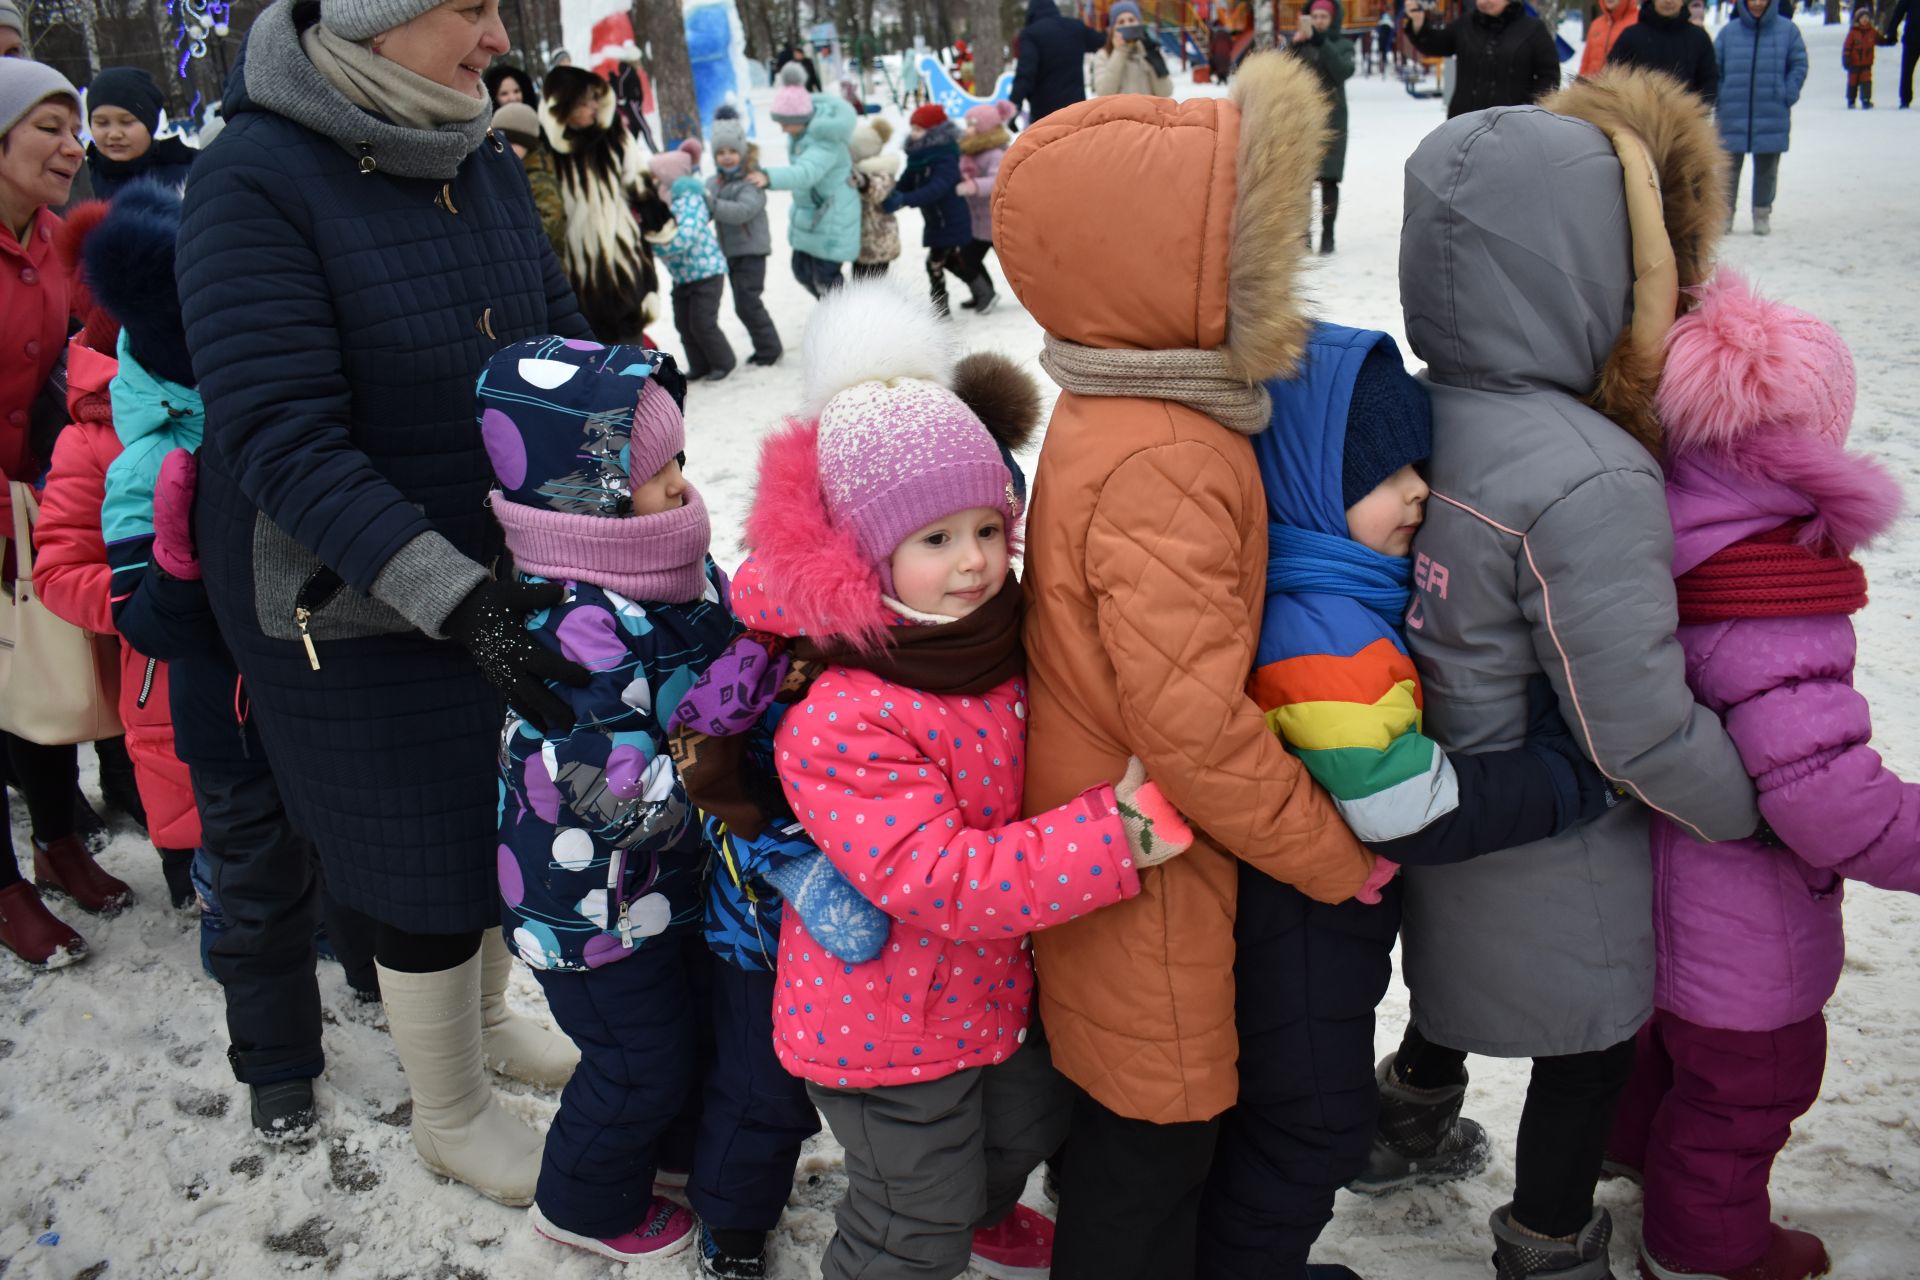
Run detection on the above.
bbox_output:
[4,18,1919,1279]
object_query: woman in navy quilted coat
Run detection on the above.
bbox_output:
[175,0,590,1204]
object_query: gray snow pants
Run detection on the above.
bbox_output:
[808,1027,1071,1280]
[725,254,782,362]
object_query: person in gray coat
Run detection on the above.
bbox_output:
[705,105,782,366]
[1380,71,1758,1280]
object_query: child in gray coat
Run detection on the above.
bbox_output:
[706,106,783,367]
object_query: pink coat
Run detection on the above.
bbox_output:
[1656,458,1920,1039]
[958,136,1006,244]
[737,419,1139,1089]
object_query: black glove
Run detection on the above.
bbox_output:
[444,580,590,735]
[1520,674,1622,834]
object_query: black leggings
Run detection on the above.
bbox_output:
[1395,1024,1637,1238]
[0,733,80,888]
[373,924,483,975]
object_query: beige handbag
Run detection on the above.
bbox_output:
[0,481,122,745]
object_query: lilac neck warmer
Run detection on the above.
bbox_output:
[490,485,712,603]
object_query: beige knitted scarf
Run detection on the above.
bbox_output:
[301,22,489,135]
[1039,335,1272,436]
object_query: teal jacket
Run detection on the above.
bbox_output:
[761,95,861,264]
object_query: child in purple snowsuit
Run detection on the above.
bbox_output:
[1607,271,1920,1280]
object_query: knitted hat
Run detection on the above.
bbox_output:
[0,58,78,138]
[769,63,814,124]
[849,115,887,162]
[802,283,1019,593]
[647,137,703,185]
[491,101,540,151]
[909,102,948,130]
[319,0,443,43]
[481,337,689,516]
[0,1,23,36]
[709,103,747,154]
[1108,0,1144,23]
[963,98,1016,132]
[1340,345,1432,510]
[85,66,164,134]
[82,181,195,386]
[1309,0,1336,13]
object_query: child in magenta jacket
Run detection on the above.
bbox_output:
[1607,271,1920,1280]
[733,281,1190,1280]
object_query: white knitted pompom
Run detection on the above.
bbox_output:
[800,279,957,417]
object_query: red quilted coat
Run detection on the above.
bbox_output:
[34,342,199,850]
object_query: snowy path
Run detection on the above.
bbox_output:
[4,19,1918,1278]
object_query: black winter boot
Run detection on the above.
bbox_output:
[158,847,196,911]
[963,271,998,315]
[1490,1204,1615,1280]
[1347,1053,1491,1194]
[1320,180,1339,255]
[251,1078,319,1146]
[95,737,146,832]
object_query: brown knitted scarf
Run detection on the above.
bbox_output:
[1040,334,1272,435]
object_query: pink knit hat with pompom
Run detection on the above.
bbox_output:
[769,62,815,124]
[963,98,1017,132]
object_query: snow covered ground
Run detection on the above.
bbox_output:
[5,17,1919,1279]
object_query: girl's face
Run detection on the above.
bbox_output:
[632,456,688,516]
[1,101,84,216]
[88,105,152,162]
[373,0,509,98]
[493,75,523,104]
[1311,8,1334,30]
[568,95,601,129]
[889,506,1009,619]
[714,146,742,170]
[908,124,926,141]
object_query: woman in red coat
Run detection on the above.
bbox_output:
[0,60,130,970]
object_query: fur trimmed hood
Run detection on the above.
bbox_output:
[992,51,1326,383]
[856,150,904,178]
[540,65,617,154]
[1541,69,1729,453]
[959,125,1011,156]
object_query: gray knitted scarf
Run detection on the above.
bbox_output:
[1039,335,1272,436]
[244,0,490,180]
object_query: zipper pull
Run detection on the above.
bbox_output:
[294,607,320,671]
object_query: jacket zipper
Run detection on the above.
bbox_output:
[1746,10,1760,153]
[136,657,158,710]
[291,566,346,671]
[609,846,632,945]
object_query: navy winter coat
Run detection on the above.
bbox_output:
[882,125,974,248]
[1011,0,1105,123]
[176,36,591,933]
[1715,0,1807,153]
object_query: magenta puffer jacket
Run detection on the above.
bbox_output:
[1654,453,1920,1033]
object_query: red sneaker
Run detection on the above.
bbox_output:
[970,1203,1054,1280]
[1640,1225,1832,1280]
[32,835,133,915]
[530,1197,694,1262]
[0,881,88,968]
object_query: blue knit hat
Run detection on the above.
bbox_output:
[478,337,687,516]
[1340,344,1431,510]
[83,180,196,387]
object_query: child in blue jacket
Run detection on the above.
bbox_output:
[647,141,737,382]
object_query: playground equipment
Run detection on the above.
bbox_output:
[914,55,1016,117]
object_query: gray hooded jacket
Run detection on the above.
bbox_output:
[1397,107,1757,1058]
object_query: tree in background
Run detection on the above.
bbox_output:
[967,0,1002,81]
[638,0,702,145]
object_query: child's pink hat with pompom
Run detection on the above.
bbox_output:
[647,138,703,186]
[769,62,816,124]
[1658,270,1856,455]
[963,98,1017,133]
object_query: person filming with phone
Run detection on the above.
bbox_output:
[1093,1,1175,96]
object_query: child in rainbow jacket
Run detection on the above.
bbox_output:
[1196,323,1618,1279]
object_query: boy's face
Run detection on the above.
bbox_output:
[1345,464,1430,558]
[1855,9,1872,22]
[715,146,742,169]
[632,456,688,516]
[888,507,1010,619]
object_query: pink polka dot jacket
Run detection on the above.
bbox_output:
[731,555,1141,1089]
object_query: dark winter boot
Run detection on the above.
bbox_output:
[1320,180,1339,255]
[1347,1053,1491,1195]
[251,1078,319,1145]
[73,787,110,855]
[33,834,134,915]
[926,256,953,319]
[159,847,197,910]
[1638,1225,1831,1280]
[0,880,87,968]
[698,1221,768,1279]
[95,737,147,832]
[963,271,999,316]
[1491,1204,1615,1280]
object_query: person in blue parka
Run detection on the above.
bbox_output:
[1714,0,1807,235]
[174,0,590,1207]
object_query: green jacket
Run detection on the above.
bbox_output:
[522,147,567,260]
[760,95,861,263]
[1289,1,1355,182]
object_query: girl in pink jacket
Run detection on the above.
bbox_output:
[1608,272,1920,1280]
[734,282,1190,1280]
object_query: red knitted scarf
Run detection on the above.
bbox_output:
[1674,522,1868,625]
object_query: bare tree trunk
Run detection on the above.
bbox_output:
[931,0,954,45]
[1823,0,1841,22]
[637,0,702,145]
[967,0,1003,83]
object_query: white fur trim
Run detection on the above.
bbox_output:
[801,279,957,417]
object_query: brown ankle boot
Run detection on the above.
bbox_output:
[0,880,89,968]
[33,835,134,915]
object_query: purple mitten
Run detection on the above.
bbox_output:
[152,448,200,580]
[668,631,792,737]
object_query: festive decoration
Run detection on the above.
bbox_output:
[168,0,232,78]
[914,55,1014,120]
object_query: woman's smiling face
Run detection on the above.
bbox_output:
[373,0,510,97]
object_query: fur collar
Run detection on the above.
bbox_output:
[540,82,618,156]
[959,126,1010,156]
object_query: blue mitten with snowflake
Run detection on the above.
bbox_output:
[761,849,890,964]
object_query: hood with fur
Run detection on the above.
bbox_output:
[540,65,616,153]
[993,51,1326,383]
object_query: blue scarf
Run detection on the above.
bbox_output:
[1267,524,1412,626]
